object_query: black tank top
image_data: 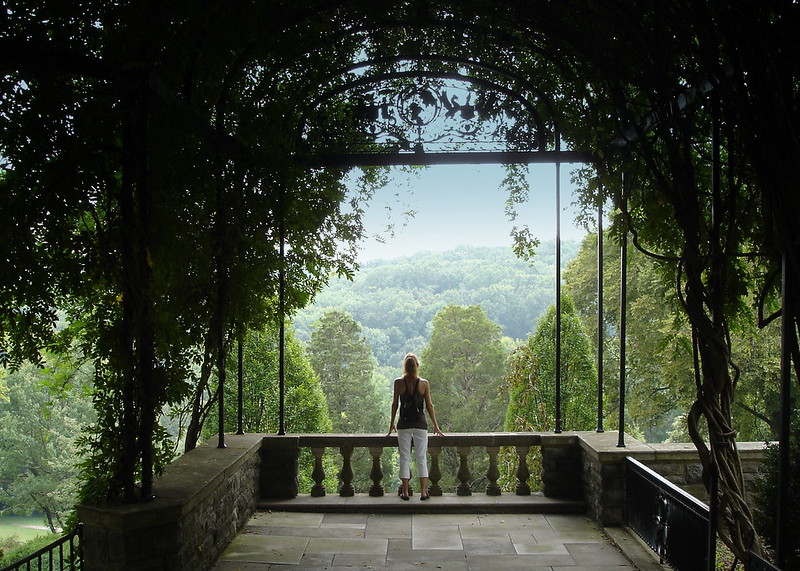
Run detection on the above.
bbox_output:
[397,377,427,430]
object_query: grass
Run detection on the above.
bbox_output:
[0,515,59,569]
[0,515,54,542]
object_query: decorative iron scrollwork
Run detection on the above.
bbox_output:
[304,74,545,156]
[654,492,670,564]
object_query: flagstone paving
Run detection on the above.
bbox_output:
[212,510,667,570]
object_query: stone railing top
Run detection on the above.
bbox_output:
[261,432,555,449]
[260,431,770,460]
[575,431,771,463]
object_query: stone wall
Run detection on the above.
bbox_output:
[77,433,262,571]
[74,431,768,570]
[640,441,767,505]
[577,432,769,526]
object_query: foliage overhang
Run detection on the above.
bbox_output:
[2,1,800,565]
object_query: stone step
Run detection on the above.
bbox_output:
[258,493,585,514]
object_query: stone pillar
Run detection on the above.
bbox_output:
[78,502,182,571]
[541,435,582,500]
[428,446,443,496]
[456,446,472,496]
[583,451,626,525]
[368,446,385,497]
[577,431,653,526]
[260,436,299,498]
[485,446,501,496]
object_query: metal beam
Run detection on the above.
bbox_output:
[596,194,605,433]
[555,158,562,433]
[777,252,794,568]
[618,179,628,448]
[297,150,592,168]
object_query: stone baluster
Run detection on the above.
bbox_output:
[339,445,355,497]
[486,446,501,496]
[456,446,472,496]
[428,446,442,496]
[310,447,326,497]
[368,446,384,497]
[515,445,531,495]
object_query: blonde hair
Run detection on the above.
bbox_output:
[403,353,420,379]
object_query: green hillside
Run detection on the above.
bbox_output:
[292,241,579,369]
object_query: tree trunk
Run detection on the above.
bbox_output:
[184,341,217,452]
[117,68,158,501]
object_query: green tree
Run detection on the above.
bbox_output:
[208,324,332,436]
[499,296,596,492]
[307,310,386,434]
[504,295,597,434]
[201,323,335,493]
[564,233,695,441]
[421,305,508,491]
[306,310,389,492]
[422,305,509,433]
[0,359,95,532]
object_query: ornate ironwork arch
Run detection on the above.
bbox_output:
[295,55,592,166]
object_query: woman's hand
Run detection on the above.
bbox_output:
[432,425,444,437]
[386,422,396,436]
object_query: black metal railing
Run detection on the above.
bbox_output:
[748,551,782,570]
[0,525,81,571]
[625,456,713,570]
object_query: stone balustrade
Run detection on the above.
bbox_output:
[261,432,552,499]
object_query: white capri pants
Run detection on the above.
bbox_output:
[398,428,429,479]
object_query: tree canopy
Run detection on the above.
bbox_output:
[293,243,578,369]
[0,358,94,532]
[210,324,331,437]
[306,310,386,434]
[0,0,374,503]
[422,304,508,433]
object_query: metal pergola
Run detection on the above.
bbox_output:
[222,54,648,445]
[215,14,794,566]
[236,153,620,438]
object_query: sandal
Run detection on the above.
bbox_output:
[401,494,409,501]
[420,493,430,501]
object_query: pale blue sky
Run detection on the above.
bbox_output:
[351,163,590,262]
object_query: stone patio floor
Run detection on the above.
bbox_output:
[211,509,667,570]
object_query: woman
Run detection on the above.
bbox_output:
[387,352,444,500]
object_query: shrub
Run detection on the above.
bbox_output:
[752,414,800,567]
[0,534,70,569]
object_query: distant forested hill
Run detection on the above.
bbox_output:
[292,241,579,369]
